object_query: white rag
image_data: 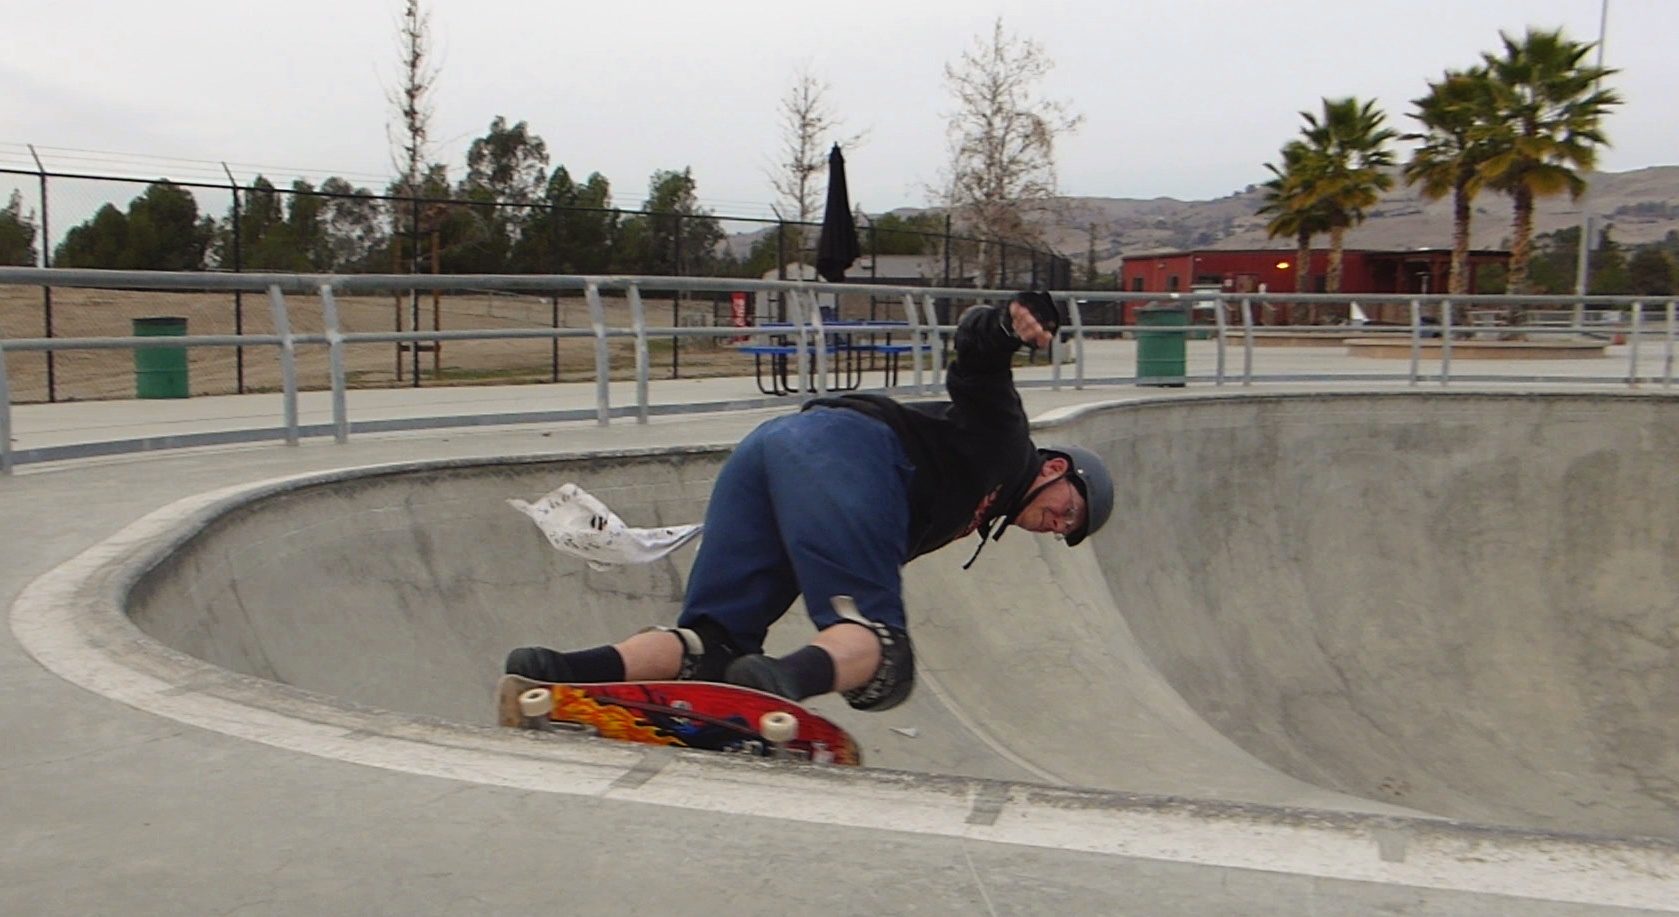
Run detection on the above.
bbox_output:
[509,482,703,571]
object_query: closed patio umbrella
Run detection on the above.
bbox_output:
[815,144,861,282]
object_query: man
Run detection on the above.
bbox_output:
[506,290,1114,711]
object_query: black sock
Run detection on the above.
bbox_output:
[776,645,837,699]
[565,645,626,682]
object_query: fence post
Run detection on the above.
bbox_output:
[222,164,247,394]
[1440,299,1454,386]
[942,213,952,290]
[28,145,54,403]
[410,194,421,387]
[267,285,299,446]
[0,334,12,474]
[1063,294,1086,391]
[1628,301,1643,387]
[1211,295,1226,386]
[584,281,611,426]
[670,213,683,379]
[776,218,788,322]
[1240,297,1255,385]
[319,283,349,444]
[1665,300,1676,389]
[1409,299,1423,386]
[920,293,942,396]
[550,202,562,382]
[628,283,649,424]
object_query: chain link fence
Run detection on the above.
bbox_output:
[0,164,1070,403]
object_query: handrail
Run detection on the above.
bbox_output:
[2,267,1678,474]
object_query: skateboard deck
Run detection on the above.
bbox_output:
[497,674,862,766]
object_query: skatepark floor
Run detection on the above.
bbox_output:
[5,355,1679,916]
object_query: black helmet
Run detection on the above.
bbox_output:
[1040,445,1114,547]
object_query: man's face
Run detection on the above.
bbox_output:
[1017,462,1086,538]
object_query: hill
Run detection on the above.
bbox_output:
[1051,166,1679,272]
[726,166,1679,275]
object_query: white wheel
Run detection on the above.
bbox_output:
[518,687,553,719]
[760,711,799,744]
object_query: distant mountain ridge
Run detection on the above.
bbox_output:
[731,166,1679,274]
[1048,166,1679,273]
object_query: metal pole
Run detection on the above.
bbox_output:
[1240,297,1254,385]
[672,213,682,379]
[551,202,562,382]
[1440,299,1454,386]
[628,283,649,424]
[222,163,246,394]
[28,145,53,403]
[1065,294,1087,390]
[1409,299,1423,386]
[902,293,924,392]
[0,335,12,475]
[791,289,812,394]
[410,195,421,386]
[584,281,610,426]
[1574,0,1610,325]
[319,283,349,444]
[267,285,299,445]
[921,293,942,396]
[808,289,829,396]
[1212,295,1227,385]
[942,213,952,292]
[1628,300,1642,386]
[772,212,786,323]
[1665,300,1676,389]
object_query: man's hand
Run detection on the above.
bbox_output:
[1007,301,1056,350]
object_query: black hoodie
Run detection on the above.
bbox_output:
[806,303,1041,561]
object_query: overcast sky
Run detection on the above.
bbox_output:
[3,0,1673,224]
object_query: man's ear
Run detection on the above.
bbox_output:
[1037,455,1071,482]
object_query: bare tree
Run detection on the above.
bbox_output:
[387,0,439,201]
[384,0,442,378]
[941,18,1081,286]
[766,67,865,264]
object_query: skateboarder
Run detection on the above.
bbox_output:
[506,290,1115,712]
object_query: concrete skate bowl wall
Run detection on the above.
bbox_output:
[1085,393,1679,840]
[120,393,1679,840]
[125,450,724,725]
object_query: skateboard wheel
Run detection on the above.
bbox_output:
[518,687,553,720]
[759,711,798,744]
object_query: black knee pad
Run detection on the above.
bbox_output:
[840,621,915,712]
[648,617,741,682]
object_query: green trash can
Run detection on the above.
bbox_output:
[133,316,189,399]
[1136,304,1187,387]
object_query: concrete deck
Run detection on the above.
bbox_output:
[5,342,1678,916]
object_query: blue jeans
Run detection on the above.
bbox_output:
[677,407,914,652]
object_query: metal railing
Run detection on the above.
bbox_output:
[2,266,1678,473]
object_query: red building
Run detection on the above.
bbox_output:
[1119,248,1508,323]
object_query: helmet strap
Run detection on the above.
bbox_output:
[962,473,1067,571]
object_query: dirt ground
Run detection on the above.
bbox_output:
[0,286,769,403]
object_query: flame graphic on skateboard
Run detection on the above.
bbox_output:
[498,675,861,766]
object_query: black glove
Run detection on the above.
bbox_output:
[1015,290,1061,337]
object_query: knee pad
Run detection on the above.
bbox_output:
[839,619,915,712]
[645,617,740,682]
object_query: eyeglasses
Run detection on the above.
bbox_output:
[1054,478,1084,539]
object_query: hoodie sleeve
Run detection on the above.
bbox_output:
[944,303,1028,428]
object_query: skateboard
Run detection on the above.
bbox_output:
[496,674,862,766]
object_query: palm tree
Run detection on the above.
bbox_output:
[1258,140,1332,320]
[1477,27,1620,294]
[1297,97,1397,295]
[1403,68,1495,295]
